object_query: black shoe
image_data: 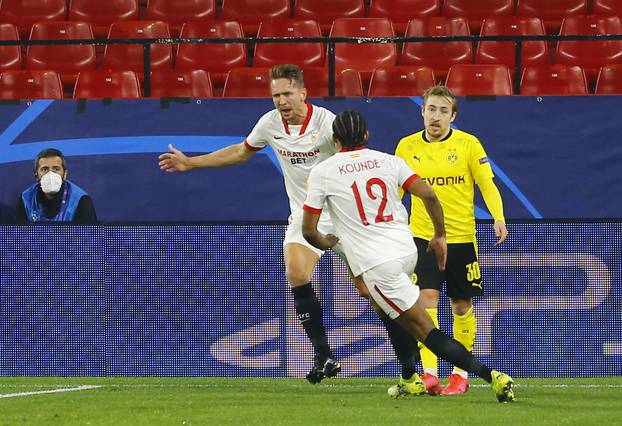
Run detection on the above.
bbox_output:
[322,357,341,379]
[306,357,341,384]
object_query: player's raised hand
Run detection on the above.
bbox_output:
[493,220,508,246]
[158,144,192,172]
[427,235,447,271]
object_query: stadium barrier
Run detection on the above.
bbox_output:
[0,221,619,377]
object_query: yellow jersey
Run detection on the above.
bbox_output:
[395,129,494,243]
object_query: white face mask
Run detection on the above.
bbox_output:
[40,171,63,194]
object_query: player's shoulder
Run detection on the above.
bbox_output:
[450,129,483,145]
[310,104,336,122]
[369,148,393,161]
[255,109,281,128]
[396,130,425,154]
[397,130,425,146]
[309,154,333,177]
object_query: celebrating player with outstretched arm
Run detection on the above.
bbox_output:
[302,110,514,402]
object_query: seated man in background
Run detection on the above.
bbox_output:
[16,148,97,223]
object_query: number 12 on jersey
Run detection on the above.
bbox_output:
[350,178,394,226]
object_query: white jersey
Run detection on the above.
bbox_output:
[245,103,338,217]
[304,147,419,276]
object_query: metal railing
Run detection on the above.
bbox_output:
[1,33,621,96]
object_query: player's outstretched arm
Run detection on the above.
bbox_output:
[158,143,256,173]
[302,209,339,250]
[406,178,447,271]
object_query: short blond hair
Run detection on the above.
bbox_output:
[269,64,305,87]
[422,85,458,114]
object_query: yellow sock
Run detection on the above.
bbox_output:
[452,306,476,377]
[419,308,439,376]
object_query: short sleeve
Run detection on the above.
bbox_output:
[303,166,327,213]
[395,156,419,190]
[468,137,494,183]
[245,113,271,150]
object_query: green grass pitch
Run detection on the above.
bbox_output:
[1,377,621,425]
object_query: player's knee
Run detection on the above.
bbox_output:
[285,267,312,285]
[450,298,472,315]
[418,290,440,308]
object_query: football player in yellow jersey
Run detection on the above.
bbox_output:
[395,85,508,395]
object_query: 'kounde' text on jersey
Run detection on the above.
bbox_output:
[395,129,494,243]
[244,103,337,217]
[304,147,418,276]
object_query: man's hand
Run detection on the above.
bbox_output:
[159,144,192,172]
[318,233,339,250]
[494,220,508,246]
[427,235,447,271]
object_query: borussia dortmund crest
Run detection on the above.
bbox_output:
[447,148,458,163]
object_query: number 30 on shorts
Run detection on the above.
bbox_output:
[465,261,481,282]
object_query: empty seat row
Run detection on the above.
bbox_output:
[2,15,621,92]
[1,0,621,36]
[227,64,622,95]
[2,63,621,100]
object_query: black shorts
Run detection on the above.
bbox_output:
[413,237,483,299]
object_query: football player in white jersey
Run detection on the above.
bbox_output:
[159,64,341,382]
[302,110,515,402]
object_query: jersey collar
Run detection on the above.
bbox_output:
[422,128,453,143]
[339,146,368,152]
[282,102,313,136]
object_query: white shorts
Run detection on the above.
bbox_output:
[362,253,419,320]
[284,214,346,261]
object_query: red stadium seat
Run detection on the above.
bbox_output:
[69,0,139,39]
[520,65,588,95]
[73,70,142,98]
[253,19,324,68]
[442,0,514,35]
[516,0,588,34]
[367,65,436,97]
[329,18,397,87]
[222,67,271,97]
[149,69,213,98]
[175,21,247,93]
[555,15,622,85]
[103,21,173,75]
[445,64,513,95]
[592,0,622,16]
[0,23,21,71]
[147,0,216,36]
[26,21,96,88]
[302,67,364,96]
[294,0,365,35]
[595,64,622,94]
[367,0,440,35]
[400,17,473,82]
[0,70,63,99]
[476,16,548,68]
[219,0,291,37]
[225,67,360,98]
[0,0,67,38]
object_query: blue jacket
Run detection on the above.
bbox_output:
[21,180,88,222]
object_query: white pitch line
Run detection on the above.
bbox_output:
[0,385,102,399]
